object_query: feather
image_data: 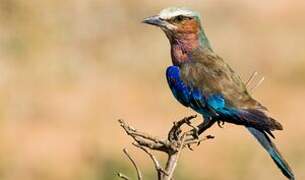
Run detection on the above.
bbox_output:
[247,127,294,180]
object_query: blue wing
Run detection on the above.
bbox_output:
[166,66,207,114]
[166,66,233,116]
[166,66,191,107]
[166,66,230,117]
[166,66,279,132]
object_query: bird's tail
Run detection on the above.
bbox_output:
[247,127,294,180]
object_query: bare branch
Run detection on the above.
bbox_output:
[123,148,143,180]
[118,115,213,180]
[133,143,168,180]
[184,134,215,150]
[119,119,166,145]
[119,119,170,152]
[163,134,186,180]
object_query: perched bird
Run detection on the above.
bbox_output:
[143,7,294,179]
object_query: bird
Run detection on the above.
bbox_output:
[142,7,294,179]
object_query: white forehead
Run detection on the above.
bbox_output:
[159,7,196,19]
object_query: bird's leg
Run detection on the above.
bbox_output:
[194,118,216,137]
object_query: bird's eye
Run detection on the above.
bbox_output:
[172,15,192,23]
[176,15,184,22]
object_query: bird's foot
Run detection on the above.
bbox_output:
[190,127,199,139]
[185,120,199,139]
[172,121,182,140]
[217,120,225,128]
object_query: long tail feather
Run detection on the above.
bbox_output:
[247,127,294,180]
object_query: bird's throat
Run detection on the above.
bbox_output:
[170,30,211,66]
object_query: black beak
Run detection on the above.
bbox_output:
[142,15,165,27]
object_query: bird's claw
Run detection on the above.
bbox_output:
[184,120,199,139]
[190,126,199,139]
[187,144,194,151]
[217,120,225,128]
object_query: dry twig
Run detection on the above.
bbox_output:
[118,116,214,180]
[122,148,143,180]
[133,143,167,179]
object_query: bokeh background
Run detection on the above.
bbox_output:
[0,0,304,179]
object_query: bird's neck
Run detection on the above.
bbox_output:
[169,29,212,66]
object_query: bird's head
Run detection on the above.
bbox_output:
[142,7,202,40]
[143,7,212,65]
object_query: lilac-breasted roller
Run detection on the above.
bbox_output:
[143,7,294,179]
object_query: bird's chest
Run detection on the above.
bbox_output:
[171,46,189,65]
[170,38,199,65]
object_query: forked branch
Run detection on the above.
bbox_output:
[118,116,214,180]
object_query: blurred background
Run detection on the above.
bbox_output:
[0,0,304,179]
